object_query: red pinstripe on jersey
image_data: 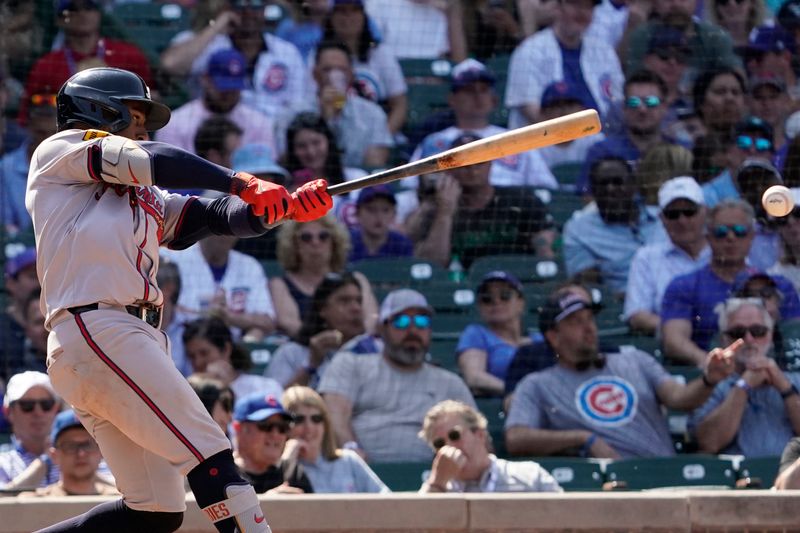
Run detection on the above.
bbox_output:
[73,313,205,462]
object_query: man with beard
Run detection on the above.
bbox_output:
[564,156,665,295]
[689,298,800,457]
[318,289,476,462]
[156,49,277,156]
[505,286,735,459]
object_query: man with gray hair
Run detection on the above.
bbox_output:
[661,198,800,365]
[689,298,800,457]
[319,289,475,462]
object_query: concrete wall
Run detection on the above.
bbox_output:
[2,491,800,532]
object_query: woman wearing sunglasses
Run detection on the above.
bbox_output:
[269,216,378,337]
[281,386,389,493]
[690,297,800,457]
[457,271,532,397]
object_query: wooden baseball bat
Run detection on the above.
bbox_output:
[327,109,602,197]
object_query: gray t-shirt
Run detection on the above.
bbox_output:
[443,455,563,493]
[301,449,390,493]
[318,352,476,462]
[688,372,800,457]
[506,347,675,458]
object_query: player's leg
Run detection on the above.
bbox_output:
[35,499,183,533]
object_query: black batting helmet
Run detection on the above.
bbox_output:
[56,67,170,133]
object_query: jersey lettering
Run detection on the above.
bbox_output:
[82,129,111,141]
[204,502,231,521]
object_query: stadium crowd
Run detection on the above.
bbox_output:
[4,0,800,498]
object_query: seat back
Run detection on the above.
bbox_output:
[368,462,431,492]
[528,457,606,491]
[604,456,737,490]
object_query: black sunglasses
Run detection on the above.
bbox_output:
[432,427,464,450]
[663,207,700,220]
[14,398,57,413]
[298,230,331,243]
[725,324,770,339]
[478,289,516,305]
[257,421,291,434]
[292,413,324,425]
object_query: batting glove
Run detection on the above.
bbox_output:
[291,179,332,222]
[231,172,293,224]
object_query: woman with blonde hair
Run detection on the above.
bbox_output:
[281,386,389,493]
[705,0,767,48]
[269,216,378,336]
[636,144,694,206]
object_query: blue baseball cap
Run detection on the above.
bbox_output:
[55,0,100,13]
[233,394,292,423]
[50,409,84,444]
[5,248,36,278]
[477,270,524,294]
[747,25,796,54]
[232,144,290,179]
[207,49,247,91]
[540,81,592,109]
[451,59,496,91]
[357,184,396,207]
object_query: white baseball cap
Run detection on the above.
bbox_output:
[658,176,705,210]
[3,371,56,408]
[379,289,433,322]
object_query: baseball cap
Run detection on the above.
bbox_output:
[540,81,591,110]
[379,289,433,322]
[658,176,705,209]
[647,25,690,53]
[538,290,595,333]
[451,59,496,91]
[50,409,84,444]
[5,247,36,278]
[778,0,800,32]
[747,25,796,54]
[477,270,524,295]
[735,157,781,182]
[233,394,292,423]
[732,270,779,296]
[55,0,100,13]
[206,49,247,91]
[750,73,786,93]
[735,116,774,144]
[232,144,290,179]
[356,185,396,207]
[3,371,56,408]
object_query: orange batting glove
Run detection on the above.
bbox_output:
[231,172,293,224]
[291,179,332,222]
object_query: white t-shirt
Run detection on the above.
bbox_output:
[365,0,449,59]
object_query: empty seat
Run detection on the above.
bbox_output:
[368,462,430,492]
[467,254,562,287]
[351,257,450,290]
[528,457,606,491]
[738,456,781,488]
[604,455,737,490]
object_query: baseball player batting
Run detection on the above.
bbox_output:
[27,67,330,532]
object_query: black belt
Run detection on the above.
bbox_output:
[68,303,162,328]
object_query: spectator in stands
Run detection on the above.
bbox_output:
[769,189,800,293]
[282,385,389,493]
[692,68,748,139]
[20,289,47,374]
[705,0,767,48]
[160,0,309,122]
[636,144,694,207]
[319,289,476,462]
[458,271,532,397]
[188,374,235,439]
[625,177,710,335]
[409,59,556,190]
[775,435,800,489]
[733,159,784,270]
[232,393,313,493]
[18,410,117,497]
[407,133,556,269]
[1,248,39,381]
[0,371,62,490]
[419,400,562,493]
[308,41,393,169]
[564,156,664,295]
[577,70,676,196]
[1,95,58,236]
[164,231,277,341]
[323,0,408,134]
[266,273,371,389]
[624,0,741,77]
[269,217,378,337]
[276,0,329,62]
[660,199,800,365]
[690,298,800,456]
[505,0,624,127]
[0,64,28,157]
[504,286,735,458]
[744,26,798,100]
[692,133,734,184]
[365,0,467,61]
[348,186,413,263]
[749,75,792,153]
[463,0,524,60]
[182,317,283,401]
[156,48,277,156]
[537,81,605,170]
[20,0,153,121]
[194,115,243,172]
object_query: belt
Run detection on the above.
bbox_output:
[68,303,162,329]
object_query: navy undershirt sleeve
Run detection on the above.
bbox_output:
[168,196,268,250]
[140,141,235,192]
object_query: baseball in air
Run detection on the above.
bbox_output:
[762,185,795,217]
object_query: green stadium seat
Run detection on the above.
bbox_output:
[737,456,781,488]
[476,397,507,457]
[260,259,284,280]
[350,257,450,290]
[368,462,430,492]
[245,340,284,375]
[112,3,190,60]
[550,162,584,191]
[527,457,606,491]
[548,190,586,228]
[467,254,562,286]
[400,58,453,136]
[604,455,737,490]
[429,337,459,372]
[432,312,475,336]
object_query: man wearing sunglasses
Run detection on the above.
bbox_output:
[689,298,800,457]
[661,199,800,366]
[319,289,475,462]
[0,371,62,491]
[506,287,734,459]
[625,177,710,335]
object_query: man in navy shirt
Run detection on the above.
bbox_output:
[348,185,413,263]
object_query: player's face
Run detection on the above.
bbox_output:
[293,129,329,174]
[477,281,525,327]
[51,427,102,482]
[6,386,59,442]
[319,283,364,340]
[723,304,772,364]
[288,405,325,458]
[661,199,706,249]
[117,102,150,141]
[545,308,599,365]
[707,206,754,265]
[356,198,395,240]
[185,337,231,373]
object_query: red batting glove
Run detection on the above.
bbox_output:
[291,179,332,222]
[231,172,293,224]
